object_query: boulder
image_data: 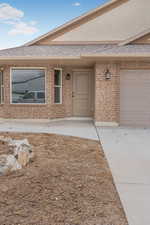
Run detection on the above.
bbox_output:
[9,139,34,166]
[0,137,34,175]
[0,154,21,175]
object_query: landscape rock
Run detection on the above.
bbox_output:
[0,154,21,175]
[9,139,34,166]
[0,137,34,175]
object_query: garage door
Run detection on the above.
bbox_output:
[120,70,150,127]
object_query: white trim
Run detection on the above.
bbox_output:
[10,67,47,105]
[0,71,4,104]
[0,56,80,60]
[54,68,63,104]
[95,121,119,127]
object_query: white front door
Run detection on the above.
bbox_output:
[73,71,93,117]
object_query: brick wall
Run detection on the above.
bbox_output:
[0,63,73,119]
[1,61,149,122]
[94,63,120,123]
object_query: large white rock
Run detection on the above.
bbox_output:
[0,154,21,175]
[0,137,34,175]
[9,139,34,166]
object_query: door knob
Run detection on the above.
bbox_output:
[72,92,75,97]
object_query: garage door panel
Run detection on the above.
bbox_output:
[120,70,150,127]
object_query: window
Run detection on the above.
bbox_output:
[54,69,62,104]
[0,70,4,104]
[11,68,46,104]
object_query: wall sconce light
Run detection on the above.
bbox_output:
[104,69,111,80]
[0,67,4,72]
[66,73,71,80]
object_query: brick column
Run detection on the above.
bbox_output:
[94,63,120,126]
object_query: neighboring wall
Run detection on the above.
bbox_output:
[0,63,73,119]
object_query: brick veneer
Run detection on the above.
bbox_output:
[1,61,149,124]
[0,63,73,119]
[94,63,120,124]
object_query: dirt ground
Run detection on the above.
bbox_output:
[0,132,128,225]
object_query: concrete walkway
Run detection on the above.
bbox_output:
[98,127,150,225]
[0,119,98,140]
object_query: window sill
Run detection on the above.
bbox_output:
[10,103,47,106]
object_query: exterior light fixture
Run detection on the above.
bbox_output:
[0,67,4,72]
[105,69,111,80]
[66,73,71,80]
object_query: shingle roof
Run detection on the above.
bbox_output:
[88,44,150,55]
[0,44,150,59]
[0,45,112,58]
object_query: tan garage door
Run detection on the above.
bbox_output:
[120,70,150,127]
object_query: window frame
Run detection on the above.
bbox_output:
[54,68,63,104]
[10,67,47,105]
[0,70,4,104]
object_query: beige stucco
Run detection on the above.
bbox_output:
[37,0,150,43]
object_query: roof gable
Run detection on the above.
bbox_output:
[25,0,150,46]
[119,29,150,46]
[25,0,128,46]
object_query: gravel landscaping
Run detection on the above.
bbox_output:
[0,132,128,225]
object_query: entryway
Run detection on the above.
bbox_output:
[72,70,94,117]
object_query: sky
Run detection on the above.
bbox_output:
[0,0,109,49]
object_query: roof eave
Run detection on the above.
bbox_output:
[81,54,150,59]
[0,56,81,60]
[0,54,150,61]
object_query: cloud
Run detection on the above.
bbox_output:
[72,2,81,6]
[29,21,37,26]
[0,3,24,20]
[0,3,38,36]
[8,21,38,35]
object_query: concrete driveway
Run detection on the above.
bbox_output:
[98,127,150,225]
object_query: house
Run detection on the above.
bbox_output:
[0,0,150,127]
